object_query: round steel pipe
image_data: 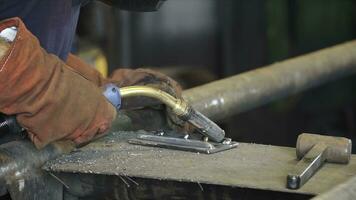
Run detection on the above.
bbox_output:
[182,40,356,121]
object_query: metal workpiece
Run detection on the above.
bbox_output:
[128,133,237,154]
[183,40,356,121]
[287,133,352,190]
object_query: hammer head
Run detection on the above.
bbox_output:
[296,133,352,164]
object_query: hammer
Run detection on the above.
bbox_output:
[286,133,352,189]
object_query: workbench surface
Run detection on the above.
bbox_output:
[43,131,356,195]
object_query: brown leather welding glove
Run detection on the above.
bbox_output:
[65,57,181,109]
[110,68,194,133]
[66,53,109,87]
[111,68,182,108]
[0,18,116,149]
[63,46,191,133]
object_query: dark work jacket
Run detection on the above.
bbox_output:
[0,0,90,60]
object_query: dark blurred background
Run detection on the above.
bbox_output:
[75,0,356,150]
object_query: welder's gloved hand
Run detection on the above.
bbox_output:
[65,54,193,133]
[54,35,190,133]
[0,18,116,149]
[110,68,193,133]
[65,53,109,87]
[111,68,182,108]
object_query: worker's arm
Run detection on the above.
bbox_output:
[98,0,167,11]
[0,16,188,149]
[0,17,116,149]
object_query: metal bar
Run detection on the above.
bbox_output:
[183,40,356,121]
[130,134,214,148]
[128,134,238,154]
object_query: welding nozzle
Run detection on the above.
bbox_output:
[119,86,226,142]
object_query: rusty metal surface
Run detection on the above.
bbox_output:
[57,173,312,200]
[312,175,356,200]
[183,40,356,121]
[43,131,356,195]
[0,140,74,200]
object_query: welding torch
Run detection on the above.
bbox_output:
[0,84,225,143]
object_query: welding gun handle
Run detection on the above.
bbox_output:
[0,84,121,135]
[0,113,23,134]
[102,83,121,110]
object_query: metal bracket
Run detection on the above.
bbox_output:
[128,132,238,154]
